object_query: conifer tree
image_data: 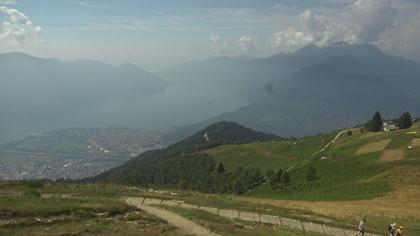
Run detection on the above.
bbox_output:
[306,166,317,182]
[216,162,226,173]
[366,111,383,132]
[398,112,413,129]
[280,171,290,184]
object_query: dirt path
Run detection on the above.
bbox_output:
[286,129,351,172]
[126,198,220,236]
[126,197,383,236]
[320,128,351,153]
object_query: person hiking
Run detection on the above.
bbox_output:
[358,218,366,236]
[396,226,403,236]
[388,223,396,236]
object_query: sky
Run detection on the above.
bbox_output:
[1,0,420,71]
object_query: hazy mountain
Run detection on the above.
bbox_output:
[0,53,170,143]
[159,55,289,103]
[163,44,420,142]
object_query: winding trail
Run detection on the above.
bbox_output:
[126,197,220,236]
[125,197,381,236]
[286,128,351,172]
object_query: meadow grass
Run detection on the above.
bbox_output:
[205,134,331,173]
[0,181,177,236]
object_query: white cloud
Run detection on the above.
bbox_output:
[344,0,396,41]
[268,0,399,53]
[211,34,256,55]
[268,28,314,53]
[0,6,44,46]
[237,35,254,52]
[210,34,233,55]
[377,11,420,62]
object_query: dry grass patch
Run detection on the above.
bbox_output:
[360,132,385,138]
[379,148,404,162]
[235,166,420,222]
[411,138,420,147]
[385,165,420,187]
[355,139,391,155]
[235,187,420,224]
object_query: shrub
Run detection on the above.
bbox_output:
[25,189,41,197]
[306,166,317,182]
[24,180,45,188]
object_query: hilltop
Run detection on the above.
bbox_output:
[92,121,280,193]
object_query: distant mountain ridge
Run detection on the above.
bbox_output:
[162,43,420,142]
[0,52,170,143]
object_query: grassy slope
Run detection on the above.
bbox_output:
[204,123,420,201]
[205,133,334,173]
[0,181,177,236]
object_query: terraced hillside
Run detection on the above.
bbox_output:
[205,123,420,201]
[198,123,420,235]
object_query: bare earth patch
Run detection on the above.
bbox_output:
[126,198,219,236]
[379,148,404,162]
[411,138,420,147]
[355,139,391,155]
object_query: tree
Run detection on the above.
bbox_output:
[306,166,317,182]
[268,174,277,188]
[398,112,413,129]
[275,168,283,181]
[347,130,353,136]
[280,171,290,184]
[269,168,283,188]
[232,179,246,195]
[266,169,274,178]
[216,162,226,174]
[365,111,383,132]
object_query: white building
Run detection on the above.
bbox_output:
[382,121,398,132]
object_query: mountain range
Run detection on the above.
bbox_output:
[162,43,420,142]
[0,53,170,143]
[2,43,420,144]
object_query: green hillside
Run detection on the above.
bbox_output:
[205,133,334,173]
[92,121,280,194]
[204,123,420,200]
[93,120,420,202]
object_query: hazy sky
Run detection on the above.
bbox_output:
[1,0,420,71]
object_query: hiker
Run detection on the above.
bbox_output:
[388,223,396,236]
[396,226,403,236]
[358,218,366,236]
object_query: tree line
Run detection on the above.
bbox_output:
[364,111,414,132]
